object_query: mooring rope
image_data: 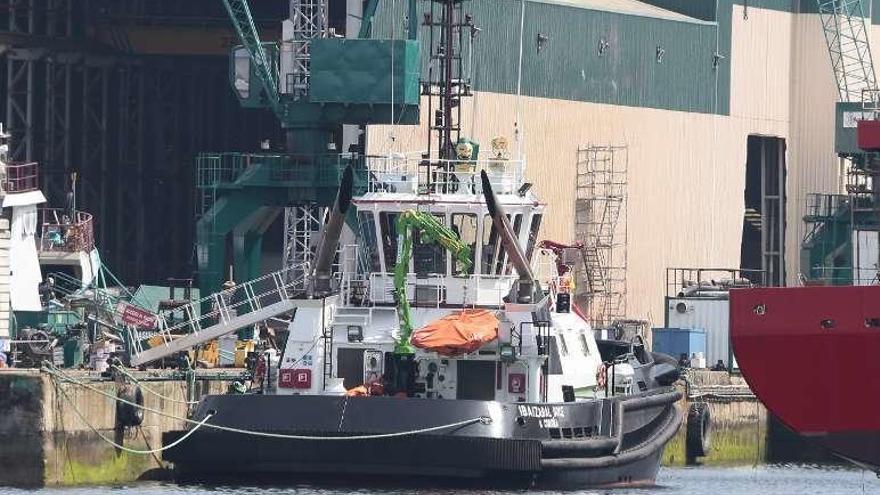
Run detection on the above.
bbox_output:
[111,364,200,406]
[52,377,214,455]
[43,363,491,442]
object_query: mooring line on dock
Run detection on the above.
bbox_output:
[110,364,200,406]
[43,364,491,441]
[51,376,215,455]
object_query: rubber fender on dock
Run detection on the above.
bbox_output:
[116,383,145,428]
[686,402,711,458]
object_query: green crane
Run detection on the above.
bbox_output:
[220,0,283,119]
[393,210,472,354]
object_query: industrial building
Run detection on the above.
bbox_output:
[0,0,857,328]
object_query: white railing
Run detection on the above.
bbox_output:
[364,155,525,196]
[129,265,306,364]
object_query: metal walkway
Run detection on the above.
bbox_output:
[130,266,306,366]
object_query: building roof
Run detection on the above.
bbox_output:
[532,0,708,24]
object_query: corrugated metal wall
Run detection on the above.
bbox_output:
[375,0,721,113]
[666,297,731,366]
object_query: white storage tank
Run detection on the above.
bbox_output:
[665,296,734,369]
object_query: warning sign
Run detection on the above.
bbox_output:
[115,301,157,329]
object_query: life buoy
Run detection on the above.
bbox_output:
[595,363,607,390]
[686,402,712,459]
[115,384,145,428]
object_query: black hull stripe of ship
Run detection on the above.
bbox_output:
[163,390,681,487]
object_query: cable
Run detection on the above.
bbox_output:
[52,378,214,455]
[44,364,491,441]
[514,0,526,160]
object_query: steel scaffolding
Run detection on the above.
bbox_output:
[286,0,327,98]
[575,145,628,329]
[282,205,325,284]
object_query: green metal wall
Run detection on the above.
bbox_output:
[376,0,721,114]
[376,0,880,117]
[645,0,880,20]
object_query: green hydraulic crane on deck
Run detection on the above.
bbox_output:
[393,210,472,354]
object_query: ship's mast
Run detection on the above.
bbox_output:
[421,0,474,190]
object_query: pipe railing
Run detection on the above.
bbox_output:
[3,161,39,194]
[39,209,95,253]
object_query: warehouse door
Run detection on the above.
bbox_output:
[741,136,786,286]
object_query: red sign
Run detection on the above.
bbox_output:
[115,302,158,329]
[280,368,312,389]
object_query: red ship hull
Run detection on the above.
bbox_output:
[730,286,880,470]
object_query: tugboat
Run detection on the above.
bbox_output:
[160,0,681,486]
[161,131,683,489]
[163,159,682,487]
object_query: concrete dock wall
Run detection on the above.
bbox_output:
[0,370,235,487]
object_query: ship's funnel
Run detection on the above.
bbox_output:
[311,165,354,296]
[480,170,536,303]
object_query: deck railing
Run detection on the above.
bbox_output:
[4,161,39,194]
[195,152,526,197]
[39,209,95,253]
[364,155,525,196]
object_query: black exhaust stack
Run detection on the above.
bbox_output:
[480,170,536,303]
[311,165,354,296]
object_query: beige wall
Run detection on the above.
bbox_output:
[367,6,844,327]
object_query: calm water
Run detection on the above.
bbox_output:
[1,466,879,495]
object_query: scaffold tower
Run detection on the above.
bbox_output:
[575,145,628,329]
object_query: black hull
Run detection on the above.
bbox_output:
[163,389,681,488]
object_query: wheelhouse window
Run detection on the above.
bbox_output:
[504,214,523,275]
[413,214,448,276]
[482,214,518,276]
[451,213,477,276]
[233,47,251,99]
[357,211,381,273]
[558,334,569,356]
[482,215,502,275]
[379,212,400,272]
[524,213,543,262]
[579,333,590,356]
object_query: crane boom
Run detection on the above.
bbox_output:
[220,0,283,117]
[817,0,878,102]
[393,210,472,354]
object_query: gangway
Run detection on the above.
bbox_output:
[129,265,306,366]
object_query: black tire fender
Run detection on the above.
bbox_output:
[115,384,145,428]
[686,401,711,458]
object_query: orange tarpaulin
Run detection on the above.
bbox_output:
[411,309,499,356]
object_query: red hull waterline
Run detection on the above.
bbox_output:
[730,286,880,471]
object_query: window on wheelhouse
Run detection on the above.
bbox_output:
[379,212,400,272]
[357,211,381,273]
[451,213,477,276]
[232,47,251,99]
[524,213,543,262]
[413,214,448,276]
[579,333,591,356]
[482,214,520,276]
[503,214,524,275]
[558,334,569,356]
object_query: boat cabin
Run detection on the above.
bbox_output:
[279,155,604,404]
